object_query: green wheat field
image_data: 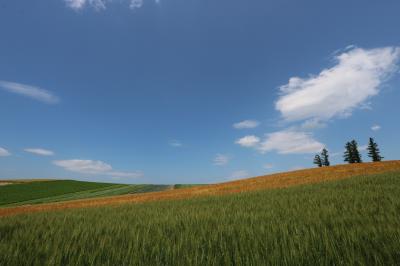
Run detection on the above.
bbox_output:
[1,172,399,265]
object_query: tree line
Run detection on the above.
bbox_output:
[313,138,383,167]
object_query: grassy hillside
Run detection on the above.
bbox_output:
[1,161,399,217]
[1,172,399,265]
[0,180,171,207]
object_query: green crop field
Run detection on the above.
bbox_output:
[0,180,172,207]
[1,172,400,265]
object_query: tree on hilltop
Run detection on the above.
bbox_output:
[367,137,383,162]
[314,154,323,167]
[344,140,362,164]
[350,140,362,163]
[344,142,353,163]
[321,148,330,166]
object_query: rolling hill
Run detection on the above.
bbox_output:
[0,162,400,265]
[1,160,400,217]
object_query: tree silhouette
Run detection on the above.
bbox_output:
[344,140,362,164]
[321,148,330,166]
[314,154,323,167]
[350,140,362,163]
[367,137,383,162]
[344,142,353,163]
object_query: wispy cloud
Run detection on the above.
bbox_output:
[300,119,326,130]
[64,0,159,11]
[0,147,11,157]
[130,0,143,9]
[0,80,59,104]
[169,140,183,148]
[276,46,400,122]
[24,148,55,156]
[65,0,106,10]
[237,130,324,154]
[53,159,143,178]
[213,154,230,166]
[371,124,381,131]
[233,120,260,129]
[235,135,260,147]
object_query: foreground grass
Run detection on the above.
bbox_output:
[1,172,400,265]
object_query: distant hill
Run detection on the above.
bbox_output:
[0,180,172,207]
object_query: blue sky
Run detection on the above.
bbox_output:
[1,0,400,184]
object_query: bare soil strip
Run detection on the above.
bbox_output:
[1,161,399,217]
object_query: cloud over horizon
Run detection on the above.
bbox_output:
[0,147,11,157]
[237,130,324,154]
[53,159,143,178]
[276,46,400,122]
[0,81,59,104]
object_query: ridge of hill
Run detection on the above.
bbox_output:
[1,160,400,217]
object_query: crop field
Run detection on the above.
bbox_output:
[1,160,400,217]
[0,180,172,207]
[1,171,400,265]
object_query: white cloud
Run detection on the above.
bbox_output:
[276,47,400,122]
[65,0,86,10]
[0,80,59,104]
[235,135,260,147]
[226,170,250,180]
[130,0,143,9]
[233,120,260,129]
[259,130,324,154]
[65,0,106,10]
[53,159,143,178]
[0,147,11,157]
[237,130,324,154]
[64,0,160,10]
[371,124,381,131]
[169,140,183,147]
[24,148,55,156]
[213,154,229,166]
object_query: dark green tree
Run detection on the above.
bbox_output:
[344,142,353,163]
[313,154,323,167]
[367,137,383,162]
[321,148,330,166]
[350,140,362,163]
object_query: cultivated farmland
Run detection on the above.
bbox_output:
[0,180,172,207]
[1,171,400,265]
[1,160,400,217]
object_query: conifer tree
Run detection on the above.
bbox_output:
[321,148,330,166]
[344,142,353,163]
[367,137,383,162]
[350,140,362,163]
[313,154,323,167]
